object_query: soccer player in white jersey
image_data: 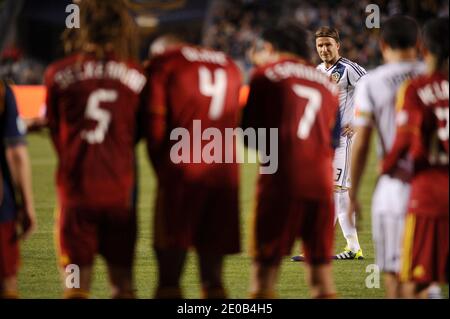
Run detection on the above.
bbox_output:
[349,16,425,298]
[293,27,366,261]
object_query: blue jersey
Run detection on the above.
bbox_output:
[1,83,27,222]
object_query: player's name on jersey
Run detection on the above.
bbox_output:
[170,120,279,174]
[417,79,449,105]
[265,61,338,95]
[181,47,228,66]
[53,60,147,93]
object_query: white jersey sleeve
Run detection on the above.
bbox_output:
[354,76,374,127]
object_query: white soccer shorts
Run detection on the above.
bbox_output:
[371,174,411,273]
[333,136,352,189]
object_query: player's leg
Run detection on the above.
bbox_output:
[249,191,292,299]
[57,206,97,299]
[154,248,187,298]
[0,220,20,299]
[400,214,449,299]
[195,186,240,299]
[305,264,335,298]
[301,199,336,298]
[334,189,362,256]
[249,261,279,299]
[333,138,362,258]
[59,265,93,299]
[152,181,195,299]
[372,176,410,298]
[198,253,227,298]
[100,207,137,299]
[0,277,18,299]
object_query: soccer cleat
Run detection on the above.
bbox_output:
[291,254,305,262]
[333,248,364,260]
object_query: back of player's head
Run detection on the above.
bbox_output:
[380,15,419,50]
[149,34,185,58]
[423,17,449,70]
[315,26,340,43]
[78,0,137,59]
[261,21,311,60]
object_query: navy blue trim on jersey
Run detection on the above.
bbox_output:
[332,109,342,149]
[340,59,365,77]
[324,57,343,72]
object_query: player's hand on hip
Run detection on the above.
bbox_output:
[341,124,355,138]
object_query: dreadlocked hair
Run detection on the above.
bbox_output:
[77,0,138,60]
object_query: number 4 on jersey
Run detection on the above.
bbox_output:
[199,66,227,120]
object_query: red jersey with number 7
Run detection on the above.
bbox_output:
[145,46,242,188]
[243,58,340,200]
[45,53,147,209]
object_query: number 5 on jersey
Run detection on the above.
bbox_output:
[81,89,117,144]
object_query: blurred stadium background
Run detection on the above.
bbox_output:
[0,0,448,298]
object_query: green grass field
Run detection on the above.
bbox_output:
[18,133,448,299]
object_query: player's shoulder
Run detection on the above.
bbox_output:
[147,45,235,73]
[45,53,79,78]
[340,57,367,75]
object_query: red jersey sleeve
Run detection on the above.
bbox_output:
[382,80,422,174]
[145,56,170,159]
[242,70,269,147]
[44,66,61,154]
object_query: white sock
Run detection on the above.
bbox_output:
[334,190,361,252]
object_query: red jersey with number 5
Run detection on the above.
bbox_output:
[243,58,340,200]
[145,46,242,188]
[395,72,449,216]
[45,53,147,209]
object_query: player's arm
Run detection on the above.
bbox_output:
[44,68,61,154]
[144,58,169,163]
[3,85,36,240]
[348,79,374,227]
[382,81,421,175]
[241,72,266,150]
[343,64,368,137]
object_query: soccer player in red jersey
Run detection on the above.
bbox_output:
[44,0,147,299]
[0,80,36,299]
[243,22,340,298]
[382,17,449,298]
[145,35,242,299]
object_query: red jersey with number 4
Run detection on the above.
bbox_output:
[45,53,147,209]
[243,58,340,200]
[145,46,242,188]
[395,72,449,217]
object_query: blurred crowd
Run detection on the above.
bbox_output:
[1,0,448,85]
[203,0,449,75]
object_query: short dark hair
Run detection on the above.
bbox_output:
[261,21,311,60]
[315,27,340,43]
[423,17,449,69]
[380,15,419,49]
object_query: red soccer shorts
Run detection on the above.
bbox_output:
[400,213,449,284]
[251,191,334,266]
[153,181,240,255]
[0,221,19,279]
[56,206,137,268]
